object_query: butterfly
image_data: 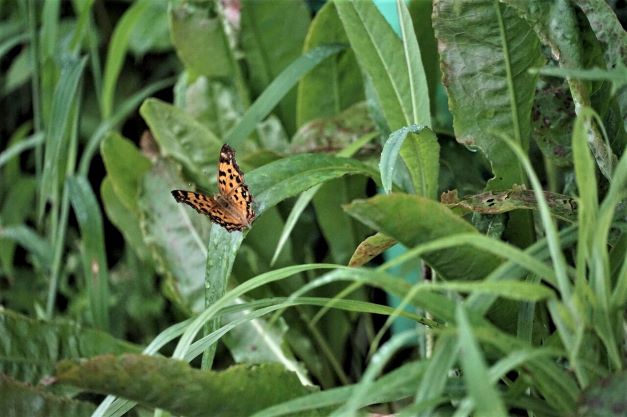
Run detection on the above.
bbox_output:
[171,144,256,232]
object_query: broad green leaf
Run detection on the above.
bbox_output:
[400,127,439,199]
[173,75,244,139]
[291,102,376,154]
[55,354,318,417]
[577,371,627,417]
[348,232,397,267]
[345,194,501,280]
[169,2,232,78]
[0,374,95,417]
[140,98,222,190]
[312,178,359,264]
[380,124,439,197]
[100,178,150,261]
[271,127,379,267]
[335,0,430,130]
[0,309,140,384]
[139,159,209,313]
[530,80,574,167]
[456,305,508,417]
[432,0,542,190]
[240,0,309,135]
[247,153,379,214]
[574,0,627,119]
[67,176,110,330]
[503,0,617,179]
[100,133,152,214]
[38,56,87,219]
[296,1,363,127]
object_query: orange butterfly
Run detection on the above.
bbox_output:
[171,144,256,232]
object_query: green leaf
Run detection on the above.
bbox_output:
[253,361,426,417]
[101,0,151,118]
[269,130,379,268]
[139,159,209,313]
[291,101,378,154]
[100,178,149,260]
[127,0,170,55]
[577,371,627,417]
[0,374,95,417]
[169,2,233,78]
[335,0,430,130]
[456,305,508,417]
[140,98,222,190]
[574,0,627,117]
[0,309,140,384]
[503,0,618,179]
[38,56,87,219]
[0,177,37,274]
[0,225,53,271]
[530,66,627,96]
[434,280,554,302]
[312,178,359,264]
[225,45,345,148]
[55,354,318,417]
[413,335,459,415]
[247,153,379,215]
[100,133,152,214]
[174,75,244,139]
[0,133,43,169]
[396,0,430,126]
[67,176,110,330]
[345,194,501,280]
[296,1,364,127]
[240,0,310,135]
[348,232,396,267]
[432,0,543,190]
[78,77,176,176]
[400,125,439,200]
[380,124,439,197]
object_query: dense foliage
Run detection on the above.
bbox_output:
[1,0,626,416]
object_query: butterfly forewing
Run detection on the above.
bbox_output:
[171,144,256,232]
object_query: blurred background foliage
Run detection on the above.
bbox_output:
[0,0,626,416]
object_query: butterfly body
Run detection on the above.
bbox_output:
[171,144,256,232]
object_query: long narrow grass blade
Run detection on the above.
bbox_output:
[38,56,87,222]
[67,176,110,330]
[224,45,344,147]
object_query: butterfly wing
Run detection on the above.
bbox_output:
[218,144,253,195]
[171,190,249,231]
[171,144,256,232]
[217,144,256,224]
